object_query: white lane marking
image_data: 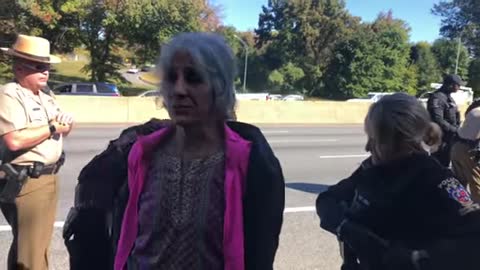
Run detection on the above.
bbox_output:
[270,139,338,143]
[284,206,316,213]
[262,130,290,134]
[319,154,369,159]
[0,221,65,232]
[0,208,318,232]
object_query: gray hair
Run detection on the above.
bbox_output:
[156,32,237,119]
[365,93,436,159]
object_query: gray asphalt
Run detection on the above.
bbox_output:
[0,124,368,269]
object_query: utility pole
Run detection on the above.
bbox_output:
[234,35,248,92]
[455,36,461,75]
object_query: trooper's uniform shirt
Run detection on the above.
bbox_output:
[0,82,63,166]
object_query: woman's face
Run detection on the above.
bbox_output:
[365,122,388,165]
[365,137,383,165]
[164,51,213,126]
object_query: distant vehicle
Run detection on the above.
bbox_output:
[127,67,140,74]
[141,65,155,72]
[138,90,160,97]
[347,92,394,103]
[235,92,270,101]
[282,94,304,101]
[269,94,283,100]
[53,82,121,96]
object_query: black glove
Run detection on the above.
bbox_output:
[383,245,430,270]
[340,242,361,270]
[337,220,389,269]
[317,200,348,234]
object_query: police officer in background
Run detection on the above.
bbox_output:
[0,34,74,270]
[427,74,463,166]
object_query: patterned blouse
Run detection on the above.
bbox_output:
[127,147,226,270]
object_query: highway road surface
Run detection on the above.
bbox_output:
[0,124,369,269]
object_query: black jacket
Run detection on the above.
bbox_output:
[63,119,285,270]
[427,89,460,138]
[316,153,480,270]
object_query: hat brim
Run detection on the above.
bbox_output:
[0,48,61,64]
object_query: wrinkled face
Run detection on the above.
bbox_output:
[14,58,50,92]
[163,51,213,126]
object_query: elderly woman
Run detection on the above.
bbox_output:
[63,32,285,270]
[316,93,480,270]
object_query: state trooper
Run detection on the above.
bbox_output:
[0,34,74,270]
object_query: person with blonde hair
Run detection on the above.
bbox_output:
[317,93,480,270]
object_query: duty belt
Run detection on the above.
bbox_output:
[12,162,62,179]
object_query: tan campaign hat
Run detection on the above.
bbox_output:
[1,34,61,64]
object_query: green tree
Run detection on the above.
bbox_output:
[196,0,224,31]
[256,0,360,96]
[0,0,16,84]
[217,26,242,55]
[468,59,480,95]
[242,50,272,92]
[216,26,260,91]
[410,42,441,92]
[268,62,305,94]
[324,12,417,99]
[60,0,128,82]
[122,0,203,65]
[268,70,284,92]
[433,0,480,56]
[0,0,79,53]
[431,38,470,79]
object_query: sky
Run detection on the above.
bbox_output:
[217,0,444,43]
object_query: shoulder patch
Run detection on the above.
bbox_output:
[438,177,480,216]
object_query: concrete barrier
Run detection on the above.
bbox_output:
[55,96,468,124]
[55,96,168,123]
[236,100,372,124]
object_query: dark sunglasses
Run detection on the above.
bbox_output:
[166,67,204,85]
[19,62,51,72]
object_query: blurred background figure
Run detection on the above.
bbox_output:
[451,99,480,203]
[427,74,463,167]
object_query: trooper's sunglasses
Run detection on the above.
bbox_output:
[19,62,51,72]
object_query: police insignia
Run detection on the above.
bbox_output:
[439,178,473,204]
[438,178,480,215]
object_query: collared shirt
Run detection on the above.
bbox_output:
[458,107,480,141]
[0,82,63,165]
